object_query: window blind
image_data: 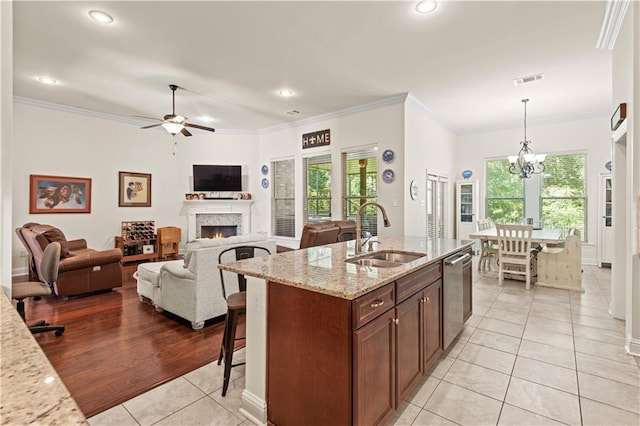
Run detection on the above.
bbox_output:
[303,154,332,224]
[271,159,295,238]
[342,147,378,236]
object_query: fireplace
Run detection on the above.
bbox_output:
[201,225,238,239]
[185,199,253,241]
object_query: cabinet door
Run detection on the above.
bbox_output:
[395,291,423,405]
[463,260,472,322]
[422,280,442,371]
[353,309,396,426]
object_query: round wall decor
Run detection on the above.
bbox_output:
[261,178,269,189]
[462,170,473,179]
[605,161,612,171]
[382,149,395,163]
[382,169,395,183]
[261,164,269,175]
[410,180,419,200]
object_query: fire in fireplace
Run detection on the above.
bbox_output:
[201,225,238,239]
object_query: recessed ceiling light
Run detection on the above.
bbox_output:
[278,89,294,97]
[415,0,438,14]
[37,76,57,85]
[88,10,114,24]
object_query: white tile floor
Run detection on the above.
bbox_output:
[88,259,640,426]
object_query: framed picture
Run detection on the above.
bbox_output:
[119,172,151,207]
[29,174,91,213]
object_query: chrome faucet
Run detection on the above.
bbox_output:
[355,202,391,254]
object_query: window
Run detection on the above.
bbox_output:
[486,159,525,224]
[303,154,332,223]
[342,147,378,236]
[541,153,587,239]
[271,159,295,238]
[426,172,448,239]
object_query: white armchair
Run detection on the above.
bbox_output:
[137,232,275,330]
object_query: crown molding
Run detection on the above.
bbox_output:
[405,93,458,132]
[596,0,630,50]
[13,96,258,135]
[257,93,408,134]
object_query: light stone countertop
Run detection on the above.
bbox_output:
[0,293,87,425]
[218,236,473,300]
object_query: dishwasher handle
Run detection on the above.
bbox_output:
[444,252,471,267]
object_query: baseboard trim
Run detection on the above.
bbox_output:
[626,335,640,357]
[240,388,267,425]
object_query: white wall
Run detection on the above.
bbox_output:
[11,101,258,274]
[404,95,457,238]
[455,115,611,265]
[256,100,406,244]
[1,0,13,295]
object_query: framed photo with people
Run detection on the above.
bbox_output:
[29,174,92,213]
[119,171,151,207]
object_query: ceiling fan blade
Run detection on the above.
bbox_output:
[141,123,163,129]
[133,115,163,122]
[184,122,216,132]
[180,128,192,137]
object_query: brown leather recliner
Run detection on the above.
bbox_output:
[279,220,357,252]
[16,223,123,297]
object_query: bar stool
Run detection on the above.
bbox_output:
[12,242,65,336]
[217,245,271,396]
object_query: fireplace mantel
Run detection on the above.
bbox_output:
[184,200,253,241]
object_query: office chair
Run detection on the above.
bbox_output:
[12,242,65,336]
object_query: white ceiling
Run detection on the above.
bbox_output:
[12,1,612,133]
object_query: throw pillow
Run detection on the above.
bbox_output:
[43,228,71,258]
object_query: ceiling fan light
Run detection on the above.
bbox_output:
[162,122,184,135]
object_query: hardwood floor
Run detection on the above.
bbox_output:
[13,262,231,418]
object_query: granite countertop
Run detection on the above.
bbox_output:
[0,293,87,425]
[219,236,473,299]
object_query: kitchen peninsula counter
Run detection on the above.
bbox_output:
[219,236,473,425]
[0,293,86,425]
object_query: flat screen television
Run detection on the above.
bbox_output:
[193,165,242,192]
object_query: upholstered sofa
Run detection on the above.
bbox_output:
[16,223,123,297]
[136,232,275,330]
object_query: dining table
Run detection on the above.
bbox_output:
[468,227,565,274]
[468,227,564,245]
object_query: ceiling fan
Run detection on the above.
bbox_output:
[139,84,215,137]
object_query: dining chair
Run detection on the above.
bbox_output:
[496,224,534,289]
[477,219,498,272]
[217,245,272,396]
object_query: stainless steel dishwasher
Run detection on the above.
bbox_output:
[443,252,472,349]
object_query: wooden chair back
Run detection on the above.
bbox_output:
[477,218,494,231]
[496,224,534,289]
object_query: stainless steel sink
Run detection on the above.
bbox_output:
[365,252,425,263]
[345,258,404,268]
[345,250,425,268]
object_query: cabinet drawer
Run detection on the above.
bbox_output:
[396,262,442,302]
[352,283,395,330]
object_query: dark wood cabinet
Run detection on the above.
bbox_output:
[267,258,454,426]
[422,279,443,370]
[353,308,396,426]
[395,291,423,405]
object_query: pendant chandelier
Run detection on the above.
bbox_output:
[508,99,546,178]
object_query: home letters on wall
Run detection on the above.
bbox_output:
[302,129,330,149]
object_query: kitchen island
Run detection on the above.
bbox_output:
[219,236,473,425]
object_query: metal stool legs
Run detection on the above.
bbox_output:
[217,303,245,396]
